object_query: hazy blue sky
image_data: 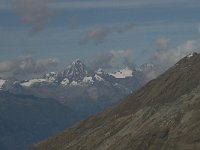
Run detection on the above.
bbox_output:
[0,0,200,77]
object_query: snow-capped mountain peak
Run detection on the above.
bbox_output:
[63,59,88,82]
[2,59,160,90]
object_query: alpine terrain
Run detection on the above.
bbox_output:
[31,52,200,150]
[0,60,158,150]
[1,59,158,117]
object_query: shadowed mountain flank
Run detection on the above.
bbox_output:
[0,92,79,150]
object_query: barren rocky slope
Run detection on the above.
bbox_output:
[31,53,200,150]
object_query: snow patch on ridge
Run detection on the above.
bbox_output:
[95,74,104,81]
[20,79,47,87]
[0,79,6,90]
[83,76,94,84]
[187,52,196,58]
[70,81,78,86]
[44,72,57,81]
[61,78,70,86]
[109,67,133,79]
[96,68,104,75]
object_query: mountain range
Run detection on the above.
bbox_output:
[0,59,160,150]
[30,52,200,150]
[1,60,159,116]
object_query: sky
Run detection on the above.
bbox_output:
[0,0,200,78]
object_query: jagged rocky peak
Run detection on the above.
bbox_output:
[186,52,198,58]
[175,52,199,66]
[63,59,88,82]
[43,72,58,81]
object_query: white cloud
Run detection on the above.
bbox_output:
[0,55,58,75]
[0,60,18,73]
[154,40,199,68]
[49,0,199,10]
[110,49,132,58]
[80,23,134,45]
[2,0,199,11]
[90,49,134,70]
[12,0,53,34]
[155,37,169,50]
